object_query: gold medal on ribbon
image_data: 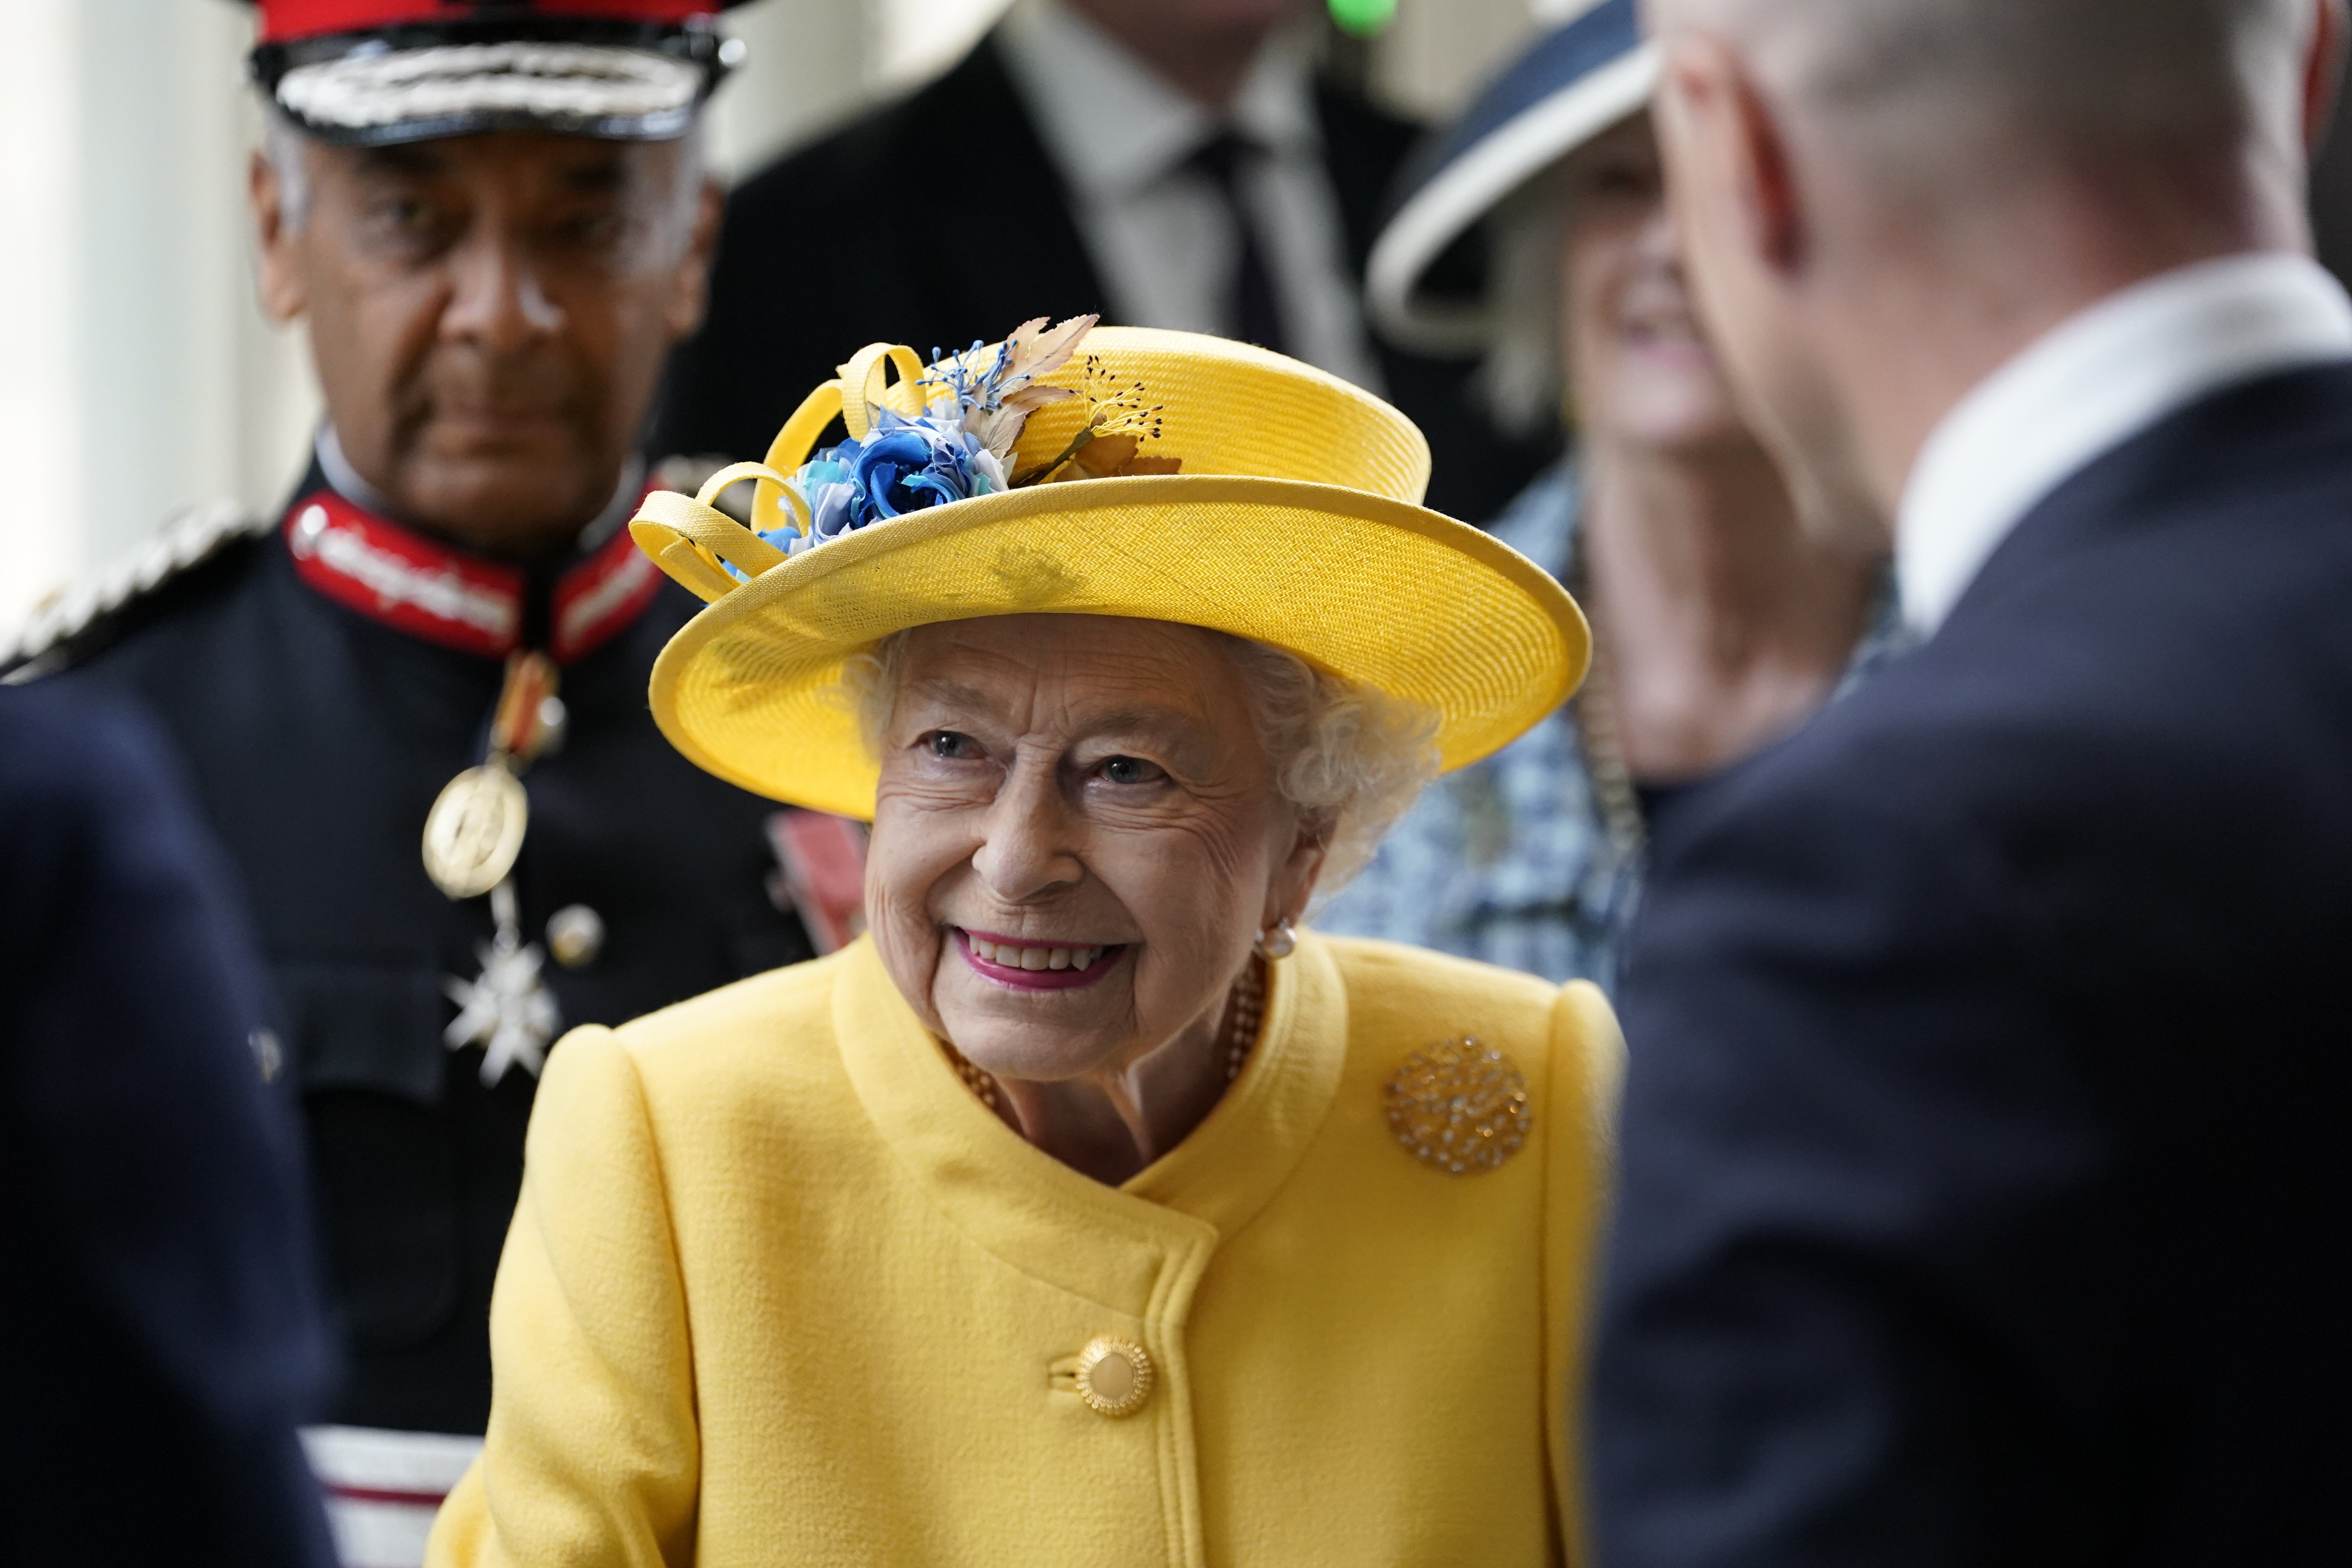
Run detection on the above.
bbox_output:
[423,759,529,899]
[423,652,560,900]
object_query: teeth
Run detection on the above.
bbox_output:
[966,935,1105,972]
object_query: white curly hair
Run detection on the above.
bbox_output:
[842,625,1439,907]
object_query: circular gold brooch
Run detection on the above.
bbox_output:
[1073,1336,1155,1418]
[1383,1036,1532,1174]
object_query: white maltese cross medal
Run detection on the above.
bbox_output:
[444,881,560,1086]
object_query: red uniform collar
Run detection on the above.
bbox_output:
[283,484,665,664]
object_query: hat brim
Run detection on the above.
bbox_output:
[254,25,726,145]
[1368,44,1658,354]
[648,475,1591,820]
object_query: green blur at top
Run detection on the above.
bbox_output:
[1329,0,1398,37]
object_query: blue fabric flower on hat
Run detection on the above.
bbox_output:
[739,315,1094,564]
[856,412,971,517]
[757,410,1008,559]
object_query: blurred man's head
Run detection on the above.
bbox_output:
[1063,0,1316,104]
[1642,0,2346,536]
[252,125,720,561]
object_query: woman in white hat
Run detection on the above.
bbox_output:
[1320,0,1904,988]
[428,320,1619,1566]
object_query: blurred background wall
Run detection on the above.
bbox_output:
[0,0,1550,633]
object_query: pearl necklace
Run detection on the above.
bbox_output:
[943,957,1267,1117]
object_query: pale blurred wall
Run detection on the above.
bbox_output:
[0,0,1543,634]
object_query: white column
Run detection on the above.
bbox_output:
[0,0,318,634]
[0,0,85,629]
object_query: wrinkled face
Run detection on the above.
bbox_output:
[253,131,718,560]
[866,615,1321,1083]
[1559,113,1749,454]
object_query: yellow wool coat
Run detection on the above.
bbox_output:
[428,932,1623,1568]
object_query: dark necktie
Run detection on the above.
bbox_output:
[1184,131,1290,356]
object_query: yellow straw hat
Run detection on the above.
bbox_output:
[630,322,1589,820]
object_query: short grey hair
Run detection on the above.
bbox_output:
[263,108,314,233]
[1661,0,2314,160]
[844,627,1441,905]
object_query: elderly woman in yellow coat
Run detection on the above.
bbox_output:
[427,318,1621,1568]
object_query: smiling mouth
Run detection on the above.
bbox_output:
[956,929,1126,991]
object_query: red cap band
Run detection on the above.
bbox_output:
[256,1,717,45]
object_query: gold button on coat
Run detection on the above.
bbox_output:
[1073,1336,1154,1418]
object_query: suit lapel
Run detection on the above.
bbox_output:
[921,34,1114,335]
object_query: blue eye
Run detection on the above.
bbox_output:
[926,731,978,759]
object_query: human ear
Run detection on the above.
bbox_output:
[663,177,726,341]
[1657,33,1803,278]
[1264,816,1330,932]
[250,149,307,325]
[2302,0,2349,155]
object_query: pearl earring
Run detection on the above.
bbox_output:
[1255,916,1297,960]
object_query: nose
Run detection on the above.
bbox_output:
[1639,197,1682,270]
[441,226,563,351]
[969,756,1083,904]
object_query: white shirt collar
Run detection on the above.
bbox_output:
[996,0,1319,201]
[1896,251,2352,637]
[315,425,643,551]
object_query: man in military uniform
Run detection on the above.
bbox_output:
[2,2,809,1560]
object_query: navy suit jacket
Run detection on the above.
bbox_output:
[1595,364,2352,1565]
[0,684,334,1567]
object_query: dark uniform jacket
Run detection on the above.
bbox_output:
[22,464,813,1436]
[1,683,336,1567]
[654,31,1555,527]
[1595,364,2352,1565]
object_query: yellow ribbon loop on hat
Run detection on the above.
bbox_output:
[758,380,848,536]
[835,342,932,441]
[628,489,788,604]
[693,459,811,544]
[630,520,738,603]
[694,461,786,510]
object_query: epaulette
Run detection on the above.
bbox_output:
[1,499,271,682]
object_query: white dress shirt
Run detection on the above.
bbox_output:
[994,0,1387,393]
[1898,251,2352,637]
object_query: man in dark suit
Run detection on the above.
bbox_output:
[1592,0,2352,1562]
[657,0,1552,525]
[1,683,334,1567]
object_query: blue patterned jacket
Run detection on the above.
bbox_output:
[1316,463,1906,991]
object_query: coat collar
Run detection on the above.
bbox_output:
[830,932,1349,1318]
[1899,252,2352,640]
[281,448,664,663]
